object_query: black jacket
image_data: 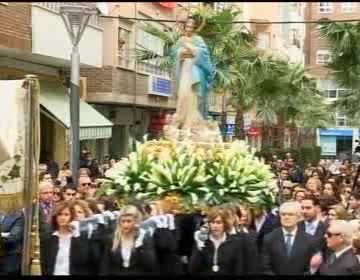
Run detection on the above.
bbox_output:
[250,212,280,252]
[99,230,158,275]
[261,227,316,275]
[189,234,244,276]
[153,228,183,276]
[0,212,24,274]
[229,229,259,274]
[41,233,98,275]
[319,248,360,275]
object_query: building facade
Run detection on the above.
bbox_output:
[304,2,360,159]
[0,2,111,166]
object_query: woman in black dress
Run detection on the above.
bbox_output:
[100,205,158,275]
[41,201,97,275]
[189,206,245,276]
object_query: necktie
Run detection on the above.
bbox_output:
[285,233,293,256]
[327,253,336,265]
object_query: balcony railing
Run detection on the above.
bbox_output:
[33,2,100,27]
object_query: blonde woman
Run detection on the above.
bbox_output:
[100,205,158,275]
[306,178,322,195]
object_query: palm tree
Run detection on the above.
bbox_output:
[318,22,360,120]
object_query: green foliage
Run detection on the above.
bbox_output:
[100,140,276,209]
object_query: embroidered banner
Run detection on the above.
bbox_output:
[0,80,27,211]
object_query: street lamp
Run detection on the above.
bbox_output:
[60,4,96,187]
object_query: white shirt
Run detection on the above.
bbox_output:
[210,233,226,249]
[121,238,134,268]
[305,219,320,236]
[282,227,298,249]
[52,230,80,276]
[335,246,353,259]
[254,214,266,233]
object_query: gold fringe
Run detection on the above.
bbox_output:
[0,193,24,212]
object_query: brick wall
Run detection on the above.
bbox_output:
[81,66,113,93]
[305,2,360,79]
[0,2,31,51]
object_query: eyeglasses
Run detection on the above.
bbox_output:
[81,183,92,186]
[326,231,342,238]
[283,186,292,190]
[54,192,61,196]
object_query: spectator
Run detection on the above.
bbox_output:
[0,210,24,275]
[323,182,341,202]
[293,189,306,203]
[306,178,322,195]
[319,220,360,275]
[77,176,92,200]
[39,172,53,183]
[328,205,349,223]
[39,182,55,224]
[62,185,77,202]
[287,158,304,184]
[261,201,316,275]
[349,192,360,220]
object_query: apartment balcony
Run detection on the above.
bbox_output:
[30,2,103,67]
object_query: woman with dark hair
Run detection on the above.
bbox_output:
[100,205,158,275]
[41,201,97,275]
[189,207,245,275]
[322,181,341,202]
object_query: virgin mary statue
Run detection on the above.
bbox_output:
[172,17,214,130]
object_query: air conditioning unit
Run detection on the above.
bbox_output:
[148,75,172,97]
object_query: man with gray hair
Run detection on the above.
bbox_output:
[319,220,360,275]
[261,201,317,275]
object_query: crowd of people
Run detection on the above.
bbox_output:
[1,150,360,275]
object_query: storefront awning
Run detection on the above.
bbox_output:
[39,80,113,140]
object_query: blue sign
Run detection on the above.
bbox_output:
[149,77,172,97]
[226,124,235,135]
[319,128,353,137]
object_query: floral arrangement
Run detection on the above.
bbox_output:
[99,140,277,210]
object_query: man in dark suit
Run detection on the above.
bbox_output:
[319,220,360,275]
[261,201,317,275]
[0,210,24,275]
[249,206,280,252]
[298,195,327,254]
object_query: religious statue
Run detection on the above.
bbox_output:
[163,17,221,143]
[172,17,214,129]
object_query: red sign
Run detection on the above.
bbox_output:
[158,2,176,9]
[246,127,261,137]
[149,112,173,132]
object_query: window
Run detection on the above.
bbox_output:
[117,27,132,69]
[316,50,331,64]
[324,89,337,98]
[214,2,227,12]
[257,32,271,49]
[336,112,347,127]
[318,2,333,13]
[342,2,356,13]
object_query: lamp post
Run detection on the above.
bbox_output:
[60,4,96,187]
